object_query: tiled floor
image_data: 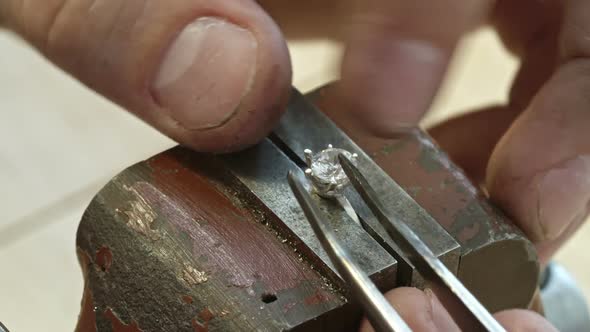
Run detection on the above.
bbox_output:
[0,28,587,331]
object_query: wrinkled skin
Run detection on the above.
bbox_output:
[3,0,589,330]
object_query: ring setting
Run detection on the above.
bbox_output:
[304,144,358,198]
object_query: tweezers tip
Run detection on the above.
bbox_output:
[287,170,309,198]
[287,170,298,186]
[337,152,349,163]
[338,153,354,167]
[338,153,359,178]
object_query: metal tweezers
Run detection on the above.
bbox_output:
[287,154,507,332]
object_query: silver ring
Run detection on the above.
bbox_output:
[304,144,358,198]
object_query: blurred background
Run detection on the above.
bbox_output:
[1,27,588,331]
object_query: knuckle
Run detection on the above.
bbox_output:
[13,0,69,50]
[561,1,590,60]
[43,0,69,53]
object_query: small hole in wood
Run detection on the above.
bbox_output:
[261,293,277,304]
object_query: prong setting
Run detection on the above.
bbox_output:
[303,145,358,198]
[304,149,313,167]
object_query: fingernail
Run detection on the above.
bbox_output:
[534,155,590,240]
[153,17,257,130]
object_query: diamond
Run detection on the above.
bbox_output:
[304,145,358,198]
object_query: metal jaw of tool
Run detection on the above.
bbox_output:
[288,154,506,331]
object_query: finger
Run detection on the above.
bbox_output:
[257,0,347,40]
[491,0,561,58]
[358,287,460,332]
[1,0,291,152]
[357,288,557,332]
[338,0,494,134]
[495,309,558,332]
[429,105,518,184]
[487,0,590,264]
[430,1,559,184]
[428,46,555,185]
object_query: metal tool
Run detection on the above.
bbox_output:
[288,154,506,331]
[288,171,411,332]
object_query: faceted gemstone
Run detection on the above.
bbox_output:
[309,148,354,187]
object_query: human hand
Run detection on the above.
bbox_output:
[0,0,293,152]
[358,287,557,331]
[351,0,586,330]
[0,0,486,152]
[428,1,590,270]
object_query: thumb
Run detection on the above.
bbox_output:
[359,287,461,332]
[1,0,291,152]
